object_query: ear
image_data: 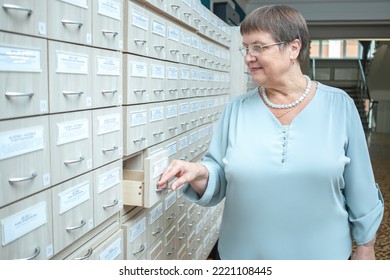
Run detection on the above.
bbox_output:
[289,39,302,60]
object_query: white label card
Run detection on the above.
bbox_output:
[130,111,147,127]
[59,181,90,215]
[97,56,120,76]
[152,20,166,37]
[179,103,189,115]
[1,201,47,246]
[181,34,191,46]
[165,192,176,210]
[56,51,88,75]
[98,0,121,20]
[167,27,179,42]
[166,142,177,157]
[97,113,121,135]
[131,62,147,77]
[167,67,178,80]
[132,10,148,31]
[152,158,168,179]
[0,126,44,160]
[0,46,41,73]
[166,105,178,118]
[149,203,163,225]
[180,69,190,80]
[130,217,146,242]
[57,119,89,146]
[99,238,122,260]
[149,107,164,122]
[59,0,88,9]
[150,64,164,79]
[98,167,120,194]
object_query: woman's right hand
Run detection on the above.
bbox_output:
[156,159,209,196]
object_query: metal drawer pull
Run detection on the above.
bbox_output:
[19,246,40,260]
[182,53,190,57]
[2,4,32,16]
[153,89,163,94]
[178,233,187,240]
[101,89,117,95]
[167,213,176,220]
[183,12,191,18]
[171,5,180,10]
[5,92,34,98]
[194,19,201,24]
[170,49,179,54]
[169,89,177,94]
[169,126,178,131]
[9,172,37,183]
[102,146,118,153]
[66,219,86,232]
[133,137,146,143]
[166,247,175,255]
[134,39,147,45]
[154,45,164,50]
[61,20,83,28]
[63,91,83,96]
[102,199,118,209]
[101,30,118,37]
[134,89,146,94]
[64,156,85,165]
[132,244,145,255]
[179,202,187,208]
[152,227,163,235]
[74,248,93,260]
[153,131,164,136]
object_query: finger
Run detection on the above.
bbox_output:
[157,162,183,188]
[170,174,189,191]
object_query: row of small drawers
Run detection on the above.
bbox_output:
[123,96,226,156]
[0,160,123,259]
[126,0,231,69]
[0,107,123,207]
[121,193,223,260]
[0,31,229,120]
[140,0,232,47]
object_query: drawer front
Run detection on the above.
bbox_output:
[177,242,187,260]
[0,0,47,37]
[179,67,191,99]
[91,48,122,108]
[123,212,148,260]
[147,239,163,260]
[52,172,94,254]
[48,41,92,113]
[124,54,150,105]
[49,111,93,185]
[0,32,48,119]
[148,12,166,60]
[149,61,166,102]
[47,0,92,45]
[92,107,123,168]
[166,23,181,63]
[126,1,149,56]
[94,229,124,260]
[124,105,148,156]
[164,191,177,228]
[93,160,122,226]
[0,189,53,260]
[92,0,123,50]
[0,116,50,207]
[165,63,179,100]
[147,104,166,147]
[147,202,164,246]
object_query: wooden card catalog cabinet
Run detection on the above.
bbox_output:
[123,149,169,208]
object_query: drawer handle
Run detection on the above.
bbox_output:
[17,246,40,260]
[182,53,190,57]
[9,172,37,184]
[153,89,164,94]
[63,91,84,96]
[153,131,164,137]
[101,89,117,95]
[152,227,163,236]
[102,199,118,209]
[192,55,199,59]
[101,30,118,37]
[178,202,187,208]
[169,126,178,131]
[74,248,93,260]
[183,12,191,18]
[166,247,175,255]
[61,20,83,28]
[5,91,34,98]
[64,156,85,165]
[2,4,32,16]
[181,122,189,127]
[132,244,145,256]
[154,45,164,50]
[102,146,118,153]
[171,4,180,11]
[167,213,176,220]
[178,233,187,240]
[180,156,188,160]
[133,137,146,143]
[201,25,208,30]
[169,89,177,94]
[134,39,147,45]
[181,88,190,92]
[134,89,146,94]
[194,19,201,24]
[170,49,179,54]
[66,218,86,232]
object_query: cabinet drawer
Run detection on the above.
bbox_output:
[147,104,166,147]
[91,48,122,108]
[94,229,124,260]
[0,32,48,120]
[147,201,164,246]
[149,61,166,102]
[92,0,123,50]
[125,1,149,56]
[0,116,50,207]
[92,107,123,168]
[47,0,92,45]
[147,239,163,260]
[0,189,53,260]
[149,12,166,60]
[164,191,177,228]
[49,111,93,185]
[0,0,47,37]
[48,41,92,113]
[122,211,148,260]
[166,23,181,63]
[52,172,94,254]
[123,54,149,105]
[123,104,148,156]
[93,160,122,227]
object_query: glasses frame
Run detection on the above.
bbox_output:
[239,42,285,57]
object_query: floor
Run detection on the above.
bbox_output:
[367,132,390,260]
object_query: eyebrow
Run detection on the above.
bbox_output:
[242,40,264,47]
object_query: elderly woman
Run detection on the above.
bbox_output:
[157,5,384,260]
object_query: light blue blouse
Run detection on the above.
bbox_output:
[183,83,384,260]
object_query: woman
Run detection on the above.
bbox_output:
[157,5,384,260]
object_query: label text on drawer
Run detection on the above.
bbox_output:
[56,51,88,75]
[97,114,121,135]
[0,46,41,73]
[0,126,44,160]
[98,167,120,193]
[97,56,120,76]
[132,10,148,31]
[149,202,163,224]
[130,217,146,242]
[99,237,122,260]
[152,158,168,179]
[1,201,47,246]
[130,61,147,77]
[58,181,90,214]
[57,119,89,145]
[130,111,147,127]
[98,0,121,21]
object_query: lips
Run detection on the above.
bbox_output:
[250,67,263,73]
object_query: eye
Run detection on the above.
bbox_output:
[252,45,262,53]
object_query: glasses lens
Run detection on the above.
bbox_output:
[239,47,247,56]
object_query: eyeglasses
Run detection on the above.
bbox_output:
[239,42,285,57]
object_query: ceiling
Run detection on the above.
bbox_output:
[233,0,390,39]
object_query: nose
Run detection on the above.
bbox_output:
[245,53,256,63]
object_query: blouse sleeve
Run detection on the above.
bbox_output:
[182,102,232,207]
[343,99,384,245]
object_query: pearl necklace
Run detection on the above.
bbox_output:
[261,75,312,109]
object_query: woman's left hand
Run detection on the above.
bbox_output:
[351,236,376,260]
